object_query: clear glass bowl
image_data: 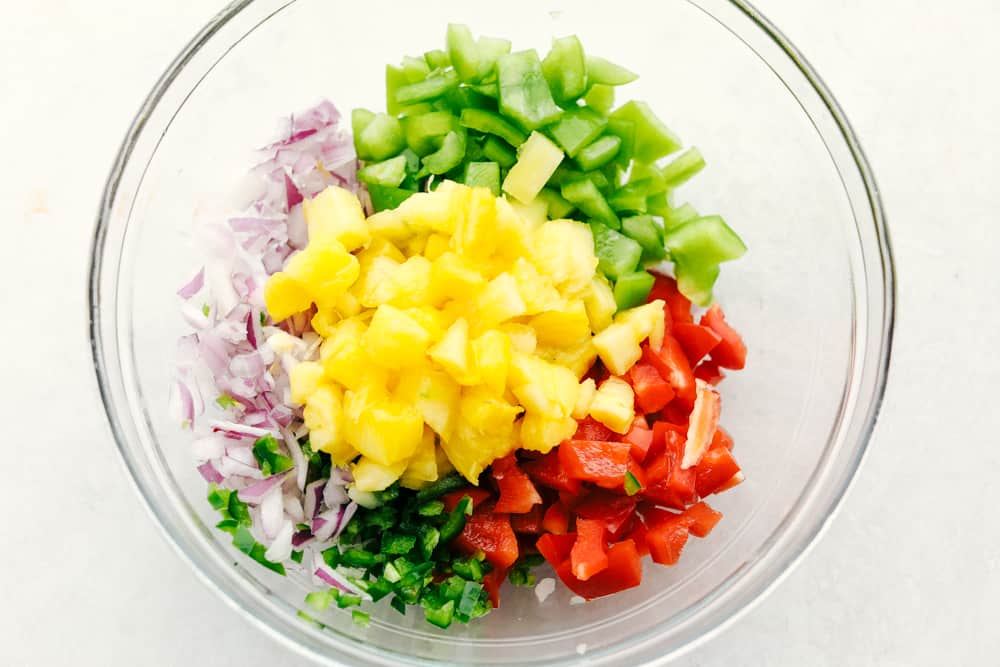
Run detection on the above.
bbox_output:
[88,1,894,664]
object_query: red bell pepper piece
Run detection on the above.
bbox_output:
[625,457,648,499]
[711,426,734,451]
[541,502,570,535]
[553,539,644,600]
[694,446,741,498]
[643,508,691,565]
[681,380,720,469]
[482,566,508,608]
[715,471,744,493]
[571,518,609,581]
[510,504,544,534]
[559,440,631,487]
[641,337,696,404]
[455,507,519,570]
[575,492,638,538]
[521,451,582,494]
[682,501,723,538]
[648,275,692,326]
[491,454,543,514]
[574,415,620,442]
[693,359,726,386]
[536,532,576,564]
[700,304,746,370]
[627,362,675,414]
[672,323,722,366]
[645,428,684,484]
[623,417,655,462]
[662,403,692,426]
[441,487,493,512]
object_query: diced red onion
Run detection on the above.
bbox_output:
[197,461,224,483]
[191,434,226,460]
[283,495,305,524]
[264,519,294,562]
[218,455,261,479]
[237,471,288,504]
[169,379,196,426]
[210,420,274,439]
[259,485,285,539]
[312,508,340,542]
[291,530,314,549]
[177,268,205,299]
[323,477,349,507]
[333,501,358,541]
[181,302,212,330]
[303,479,326,519]
[246,310,261,349]
[284,173,304,210]
[312,552,368,598]
[281,426,307,491]
[286,204,307,248]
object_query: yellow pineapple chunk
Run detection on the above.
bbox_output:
[356,236,406,265]
[353,255,401,308]
[352,456,408,492]
[454,186,499,261]
[430,251,486,304]
[471,330,511,395]
[475,273,527,328]
[363,304,432,369]
[396,187,465,235]
[303,186,371,251]
[584,276,617,332]
[508,352,580,418]
[530,300,592,347]
[592,322,643,376]
[288,361,324,405]
[400,429,439,490]
[536,337,598,379]
[345,395,424,466]
[573,378,597,419]
[304,385,356,464]
[589,377,636,434]
[283,242,360,308]
[616,300,666,351]
[502,131,564,204]
[310,308,340,337]
[366,208,414,243]
[529,219,598,296]
[423,233,451,261]
[428,318,479,385]
[520,413,577,454]
[499,323,537,355]
[511,258,562,316]
[377,255,433,307]
[263,273,311,322]
[395,365,460,438]
[321,319,379,390]
[507,197,548,229]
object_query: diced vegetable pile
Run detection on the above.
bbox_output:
[176,24,750,632]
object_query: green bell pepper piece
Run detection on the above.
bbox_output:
[583,83,615,115]
[585,55,639,86]
[421,130,466,175]
[444,87,496,112]
[385,66,408,116]
[356,113,405,161]
[537,187,575,219]
[546,109,607,158]
[352,108,376,143]
[396,69,460,106]
[676,261,720,307]
[368,185,417,212]
[660,147,706,188]
[663,215,746,266]
[476,36,512,81]
[463,161,501,195]
[459,108,527,147]
[609,101,682,163]
[358,154,407,188]
[402,111,458,156]
[425,49,451,70]
[628,162,667,194]
[608,182,649,214]
[575,134,622,171]
[447,24,480,82]
[606,117,636,168]
[662,202,700,229]
[591,222,643,279]
[424,599,455,629]
[622,215,666,260]
[471,81,499,99]
[497,50,564,130]
[481,136,517,168]
[542,35,587,101]
[402,56,431,82]
[561,178,619,228]
[586,169,611,194]
[613,271,656,310]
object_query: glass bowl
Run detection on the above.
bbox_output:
[88,0,894,664]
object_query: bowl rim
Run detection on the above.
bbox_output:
[88,0,895,664]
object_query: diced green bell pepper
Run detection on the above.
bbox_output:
[463,161,501,195]
[421,130,467,175]
[676,262,720,307]
[585,55,639,86]
[608,182,650,214]
[402,56,431,82]
[358,154,407,187]
[613,271,656,310]
[606,117,636,168]
[663,216,746,265]
[629,162,667,194]
[471,81,499,99]
[622,215,666,260]
[481,136,517,168]
[575,134,622,171]
[424,599,455,629]
[609,101,682,163]
[660,147,706,188]
[368,185,417,212]
[402,111,458,156]
[476,36,512,80]
[497,50,564,130]
[444,87,496,112]
[355,113,405,161]
[396,69,460,106]
[447,24,481,82]
[645,191,672,217]
[459,108,527,147]
[425,49,451,70]
[662,202,700,229]
[546,109,607,158]
[542,35,587,101]
[591,222,643,279]
[561,178,619,228]
[583,83,615,115]
[385,66,408,116]
[537,187,575,219]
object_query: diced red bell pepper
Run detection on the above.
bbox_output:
[680,380,720,469]
[510,504,544,534]
[694,359,726,386]
[571,518,609,581]
[644,472,697,509]
[623,515,650,557]
[441,487,493,512]
[455,508,519,570]
[623,417,655,462]
[482,566,508,608]
[672,323,722,366]
[715,471,744,494]
[627,363,675,414]
[700,304,746,370]
[694,446,742,498]
[625,457,647,499]
[642,337,696,404]
[662,403,692,426]
[491,454,543,514]
[522,451,582,494]
[541,502,570,535]
[574,416,620,442]
[645,428,684,484]
[711,426,734,451]
[559,440,631,487]
[648,275,693,326]
[575,492,638,538]
[536,532,576,564]
[643,508,691,565]
[559,539,644,599]
[683,501,723,538]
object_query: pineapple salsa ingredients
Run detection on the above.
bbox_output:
[176,24,748,630]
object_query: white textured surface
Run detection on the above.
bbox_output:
[1,1,997,665]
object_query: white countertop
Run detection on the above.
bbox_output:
[2,1,997,664]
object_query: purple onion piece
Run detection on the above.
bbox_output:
[197,461,223,483]
[237,471,288,505]
[177,268,205,299]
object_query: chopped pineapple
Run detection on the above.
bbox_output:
[363,304,431,369]
[589,377,636,434]
[351,456,408,492]
[428,318,479,385]
[592,322,643,375]
[520,413,577,454]
[303,186,371,251]
[584,276,617,332]
[400,429,439,490]
[303,385,355,463]
[471,330,511,395]
[345,395,424,466]
[529,220,598,296]
[499,323,537,355]
[536,337,598,379]
[511,258,562,315]
[422,233,451,261]
[475,273,527,328]
[263,273,311,322]
[530,300,591,347]
[288,361,325,405]
[430,252,486,303]
[573,378,597,419]
[502,131,564,204]
[454,186,499,260]
[615,299,666,351]
[394,365,460,438]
